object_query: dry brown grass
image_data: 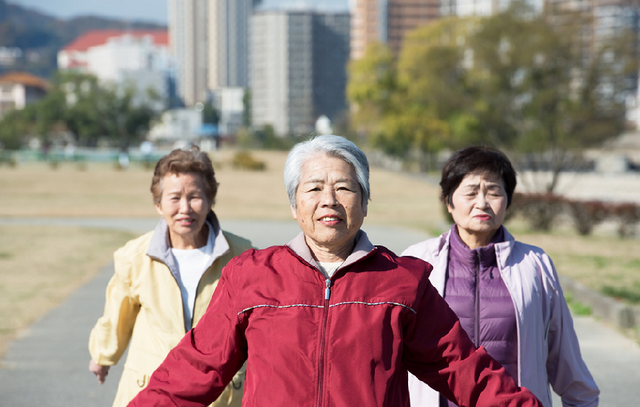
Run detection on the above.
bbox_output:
[0,225,135,357]
[0,150,444,228]
[509,230,640,303]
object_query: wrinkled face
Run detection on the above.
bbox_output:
[155,172,210,247]
[291,154,367,256]
[448,171,508,246]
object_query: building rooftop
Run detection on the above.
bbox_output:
[61,30,169,52]
[0,71,50,90]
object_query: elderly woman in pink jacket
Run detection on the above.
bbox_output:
[405,146,599,407]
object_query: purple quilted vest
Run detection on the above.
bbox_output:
[441,225,518,407]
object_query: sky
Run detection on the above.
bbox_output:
[8,0,350,25]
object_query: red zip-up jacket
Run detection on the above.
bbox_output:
[128,231,542,407]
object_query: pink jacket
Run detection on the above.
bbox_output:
[128,231,542,407]
[404,228,599,407]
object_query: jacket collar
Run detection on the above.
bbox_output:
[147,211,230,280]
[286,229,376,273]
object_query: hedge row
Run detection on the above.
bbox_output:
[509,193,640,237]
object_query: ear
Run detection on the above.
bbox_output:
[290,204,298,220]
[362,202,368,217]
[445,199,454,214]
[155,202,163,216]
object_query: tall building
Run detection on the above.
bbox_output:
[251,10,350,136]
[350,0,440,59]
[169,0,208,106]
[208,0,258,89]
[169,0,260,107]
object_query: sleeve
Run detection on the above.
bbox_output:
[88,249,140,366]
[128,260,247,407]
[542,254,600,406]
[403,274,543,407]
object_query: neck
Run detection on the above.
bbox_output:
[170,224,209,250]
[456,226,496,250]
[306,238,355,263]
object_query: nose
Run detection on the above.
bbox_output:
[179,196,191,212]
[320,188,338,207]
[476,192,490,209]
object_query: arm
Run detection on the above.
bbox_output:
[403,277,543,407]
[128,263,247,407]
[542,255,600,406]
[88,251,140,380]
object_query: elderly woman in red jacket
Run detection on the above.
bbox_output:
[128,135,543,407]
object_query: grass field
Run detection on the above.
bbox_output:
[0,148,639,357]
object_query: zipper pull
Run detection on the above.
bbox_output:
[325,278,331,301]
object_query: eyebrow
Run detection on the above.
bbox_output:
[301,178,353,184]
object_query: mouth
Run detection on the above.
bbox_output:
[474,214,492,221]
[318,215,343,225]
[176,217,195,225]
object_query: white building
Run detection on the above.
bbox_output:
[148,108,203,142]
[57,30,172,110]
[212,87,245,136]
[0,71,49,119]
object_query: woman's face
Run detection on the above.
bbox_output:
[291,154,367,261]
[447,171,508,248]
[155,172,210,249]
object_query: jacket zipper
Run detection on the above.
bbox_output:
[317,278,331,407]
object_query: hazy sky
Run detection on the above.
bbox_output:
[8,0,350,25]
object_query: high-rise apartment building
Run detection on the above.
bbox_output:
[350,0,439,59]
[251,10,350,136]
[208,0,259,89]
[169,0,208,106]
[168,0,259,107]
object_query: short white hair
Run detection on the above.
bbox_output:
[284,135,370,209]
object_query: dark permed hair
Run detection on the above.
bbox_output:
[440,146,517,208]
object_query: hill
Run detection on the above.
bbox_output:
[0,0,166,79]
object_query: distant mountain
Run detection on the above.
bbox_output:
[0,0,166,79]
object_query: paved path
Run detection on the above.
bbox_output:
[1,219,639,405]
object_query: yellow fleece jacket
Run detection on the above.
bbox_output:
[89,215,252,407]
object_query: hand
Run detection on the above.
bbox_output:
[89,359,110,384]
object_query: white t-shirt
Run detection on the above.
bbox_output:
[171,222,214,331]
[318,261,343,278]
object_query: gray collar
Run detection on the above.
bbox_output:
[285,229,376,274]
[147,211,229,281]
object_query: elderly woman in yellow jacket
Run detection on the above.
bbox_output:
[88,146,252,407]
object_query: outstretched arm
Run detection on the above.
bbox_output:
[404,277,543,407]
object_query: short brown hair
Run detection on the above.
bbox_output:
[150,146,218,206]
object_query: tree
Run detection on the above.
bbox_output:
[462,4,635,191]
[348,2,637,190]
[0,71,160,149]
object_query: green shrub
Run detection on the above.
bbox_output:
[232,151,266,171]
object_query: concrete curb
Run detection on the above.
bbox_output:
[560,276,640,340]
